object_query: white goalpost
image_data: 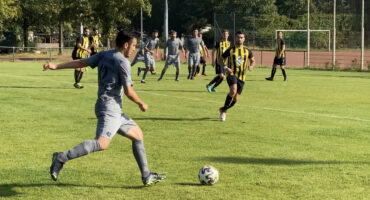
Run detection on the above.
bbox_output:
[275,29,331,52]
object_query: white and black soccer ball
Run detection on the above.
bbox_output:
[198,165,219,185]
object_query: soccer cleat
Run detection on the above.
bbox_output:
[50,152,64,181]
[158,78,162,81]
[151,71,156,75]
[137,68,141,76]
[187,74,191,79]
[73,83,84,89]
[141,80,146,84]
[202,73,208,76]
[219,107,226,121]
[211,87,217,92]
[265,77,274,81]
[283,77,287,82]
[175,78,179,82]
[206,84,212,92]
[142,172,166,186]
[194,73,199,77]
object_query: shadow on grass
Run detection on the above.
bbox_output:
[0,86,71,89]
[203,156,370,166]
[0,183,145,197]
[133,117,218,122]
[138,89,205,93]
[174,183,203,187]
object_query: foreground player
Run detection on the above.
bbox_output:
[71,27,91,89]
[206,29,230,92]
[141,30,159,83]
[219,31,255,121]
[158,30,185,81]
[265,31,287,81]
[44,31,166,186]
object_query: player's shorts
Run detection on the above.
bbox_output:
[273,56,286,66]
[95,111,137,140]
[188,52,200,66]
[200,56,206,64]
[215,63,226,75]
[227,75,245,95]
[131,54,145,66]
[165,54,180,69]
[144,52,155,67]
[90,51,98,56]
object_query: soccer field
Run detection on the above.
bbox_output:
[0,62,369,199]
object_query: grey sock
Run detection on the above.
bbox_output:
[59,139,100,163]
[132,140,150,178]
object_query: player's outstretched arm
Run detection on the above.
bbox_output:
[43,60,88,71]
[124,85,148,112]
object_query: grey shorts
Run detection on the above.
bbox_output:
[95,112,137,140]
[144,52,155,67]
[165,55,180,68]
[188,52,200,66]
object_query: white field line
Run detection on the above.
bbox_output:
[1,73,370,123]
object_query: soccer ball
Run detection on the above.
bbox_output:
[198,165,219,185]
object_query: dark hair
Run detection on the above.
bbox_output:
[93,28,97,32]
[277,31,282,34]
[223,29,229,33]
[115,31,139,48]
[170,30,177,34]
[235,30,244,36]
[153,29,159,33]
[83,27,89,31]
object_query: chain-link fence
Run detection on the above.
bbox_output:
[213,1,370,71]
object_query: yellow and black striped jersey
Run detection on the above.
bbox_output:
[276,38,285,58]
[72,36,89,59]
[215,40,231,65]
[90,35,100,53]
[222,45,253,82]
[199,41,205,57]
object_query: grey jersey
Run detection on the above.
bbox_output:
[186,37,202,54]
[85,50,133,113]
[145,37,159,50]
[165,38,183,55]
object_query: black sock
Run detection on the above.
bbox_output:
[209,76,220,85]
[159,69,166,79]
[142,69,148,80]
[175,71,179,80]
[202,64,206,74]
[270,67,276,79]
[74,70,79,83]
[77,71,84,82]
[222,95,233,112]
[282,69,287,79]
[188,66,191,74]
[196,65,200,74]
[213,77,224,88]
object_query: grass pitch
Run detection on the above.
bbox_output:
[0,61,369,199]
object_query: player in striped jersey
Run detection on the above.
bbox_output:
[206,29,230,92]
[265,31,287,81]
[71,28,91,89]
[90,28,103,56]
[195,33,209,77]
[219,31,255,121]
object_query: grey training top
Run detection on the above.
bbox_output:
[145,37,159,51]
[165,38,183,55]
[186,37,202,54]
[85,50,133,113]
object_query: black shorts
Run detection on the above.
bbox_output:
[91,51,98,56]
[273,57,286,66]
[227,76,245,95]
[200,56,206,64]
[215,63,226,75]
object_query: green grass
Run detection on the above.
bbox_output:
[0,61,369,199]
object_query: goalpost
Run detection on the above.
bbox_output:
[275,29,331,52]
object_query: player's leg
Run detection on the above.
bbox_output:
[158,58,170,81]
[207,64,221,92]
[211,74,224,92]
[50,113,120,181]
[201,58,207,76]
[280,58,287,81]
[219,76,237,121]
[174,56,180,81]
[191,54,200,79]
[117,115,165,186]
[187,54,193,79]
[74,67,85,89]
[150,59,156,75]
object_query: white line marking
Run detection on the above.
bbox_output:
[1,73,369,123]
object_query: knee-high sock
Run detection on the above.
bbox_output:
[282,69,287,79]
[74,70,80,83]
[222,95,233,112]
[202,64,206,74]
[270,67,276,79]
[209,76,220,85]
[159,68,166,79]
[77,71,84,83]
[58,139,100,163]
[142,68,149,80]
[196,65,200,74]
[175,71,179,80]
[132,140,150,178]
[213,77,224,88]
